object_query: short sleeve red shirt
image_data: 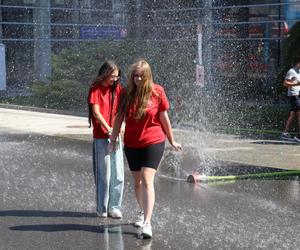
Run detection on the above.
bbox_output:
[88,84,122,139]
[124,83,169,148]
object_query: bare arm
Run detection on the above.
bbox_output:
[110,112,125,142]
[108,112,124,152]
[92,104,111,133]
[159,111,182,151]
[283,77,300,88]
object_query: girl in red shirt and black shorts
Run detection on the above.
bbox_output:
[110,59,182,238]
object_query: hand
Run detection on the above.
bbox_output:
[106,127,113,136]
[171,141,182,151]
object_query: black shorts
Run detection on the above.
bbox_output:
[124,141,165,171]
[289,95,300,111]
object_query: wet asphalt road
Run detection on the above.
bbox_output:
[0,128,300,250]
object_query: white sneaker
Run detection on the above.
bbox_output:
[294,136,300,143]
[134,211,144,227]
[141,222,152,238]
[97,212,107,218]
[281,133,294,141]
[108,209,122,219]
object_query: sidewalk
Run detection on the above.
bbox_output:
[0,106,92,137]
[1,106,299,171]
[1,106,299,250]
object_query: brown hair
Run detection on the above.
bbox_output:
[88,60,120,127]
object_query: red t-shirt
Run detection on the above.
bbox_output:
[124,83,169,148]
[88,84,122,139]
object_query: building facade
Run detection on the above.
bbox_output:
[0,0,299,98]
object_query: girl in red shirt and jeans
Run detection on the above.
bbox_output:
[88,60,124,219]
[110,59,182,238]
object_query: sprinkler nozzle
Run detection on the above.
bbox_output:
[187,172,207,183]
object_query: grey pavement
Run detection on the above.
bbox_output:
[0,106,299,250]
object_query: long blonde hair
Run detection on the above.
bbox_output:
[120,59,155,120]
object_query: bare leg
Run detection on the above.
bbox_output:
[131,171,143,211]
[141,167,156,224]
[284,111,295,133]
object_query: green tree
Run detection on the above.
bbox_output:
[30,39,197,124]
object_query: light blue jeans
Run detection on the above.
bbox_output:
[93,137,124,213]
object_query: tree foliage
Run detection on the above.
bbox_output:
[30,39,197,123]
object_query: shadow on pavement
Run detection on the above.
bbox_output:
[9,223,135,234]
[0,210,96,218]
